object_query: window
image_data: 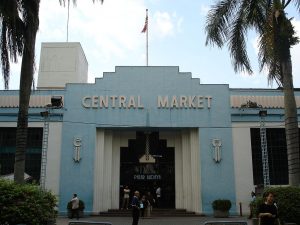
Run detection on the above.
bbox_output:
[250,128,291,185]
[0,127,43,182]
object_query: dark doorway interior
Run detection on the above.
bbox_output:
[0,127,42,182]
[120,131,175,208]
[250,128,291,185]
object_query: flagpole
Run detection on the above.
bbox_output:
[146,9,148,66]
[67,0,70,42]
[141,9,149,66]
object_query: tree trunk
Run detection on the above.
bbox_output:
[282,57,300,186]
[14,0,40,184]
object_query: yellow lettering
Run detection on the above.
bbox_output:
[127,96,136,109]
[82,96,91,108]
[92,96,98,108]
[171,96,178,108]
[197,96,204,108]
[180,96,188,108]
[110,96,117,108]
[137,96,144,109]
[99,96,108,108]
[206,96,212,109]
[157,96,169,108]
[119,96,126,108]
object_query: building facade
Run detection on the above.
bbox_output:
[0,43,299,215]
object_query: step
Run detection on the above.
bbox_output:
[98,209,205,217]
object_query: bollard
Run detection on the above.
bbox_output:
[146,206,151,217]
[239,202,243,216]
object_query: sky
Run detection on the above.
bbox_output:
[1,0,300,90]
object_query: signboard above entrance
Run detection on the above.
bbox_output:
[82,95,212,109]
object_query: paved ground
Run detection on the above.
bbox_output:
[57,216,253,225]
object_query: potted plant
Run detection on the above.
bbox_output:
[212,199,232,218]
[250,196,263,225]
[67,199,85,218]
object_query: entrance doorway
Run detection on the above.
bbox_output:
[120,132,175,208]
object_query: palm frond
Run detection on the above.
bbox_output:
[1,22,10,89]
[21,0,39,30]
[229,24,252,74]
[293,0,300,11]
[0,0,24,89]
[205,0,239,47]
[59,0,103,7]
[228,0,252,74]
[258,1,299,85]
[246,0,268,32]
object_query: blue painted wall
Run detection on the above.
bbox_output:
[1,67,299,214]
[58,66,237,214]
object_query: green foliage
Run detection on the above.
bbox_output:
[0,179,57,225]
[67,199,85,211]
[252,187,300,224]
[250,196,263,218]
[212,199,232,211]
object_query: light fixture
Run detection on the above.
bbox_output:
[259,110,267,117]
[40,111,49,117]
[51,96,63,107]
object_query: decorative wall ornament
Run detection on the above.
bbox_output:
[73,137,82,162]
[139,132,155,163]
[240,100,262,109]
[212,139,222,163]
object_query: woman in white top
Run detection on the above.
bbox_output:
[121,185,131,209]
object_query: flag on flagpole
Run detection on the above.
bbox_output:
[141,9,148,33]
[141,9,149,66]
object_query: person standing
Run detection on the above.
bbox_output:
[155,186,161,208]
[121,185,131,210]
[258,191,281,225]
[249,191,256,219]
[131,191,140,225]
[70,193,80,220]
[140,195,149,217]
[146,191,154,217]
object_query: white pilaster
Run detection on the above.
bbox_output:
[182,130,192,211]
[93,129,201,214]
[45,122,62,195]
[103,130,113,210]
[93,129,105,212]
[232,123,255,214]
[174,132,183,209]
[112,131,121,209]
[190,128,201,213]
[93,130,135,212]
[160,131,184,209]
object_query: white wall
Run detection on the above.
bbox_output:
[0,121,62,195]
[37,42,88,89]
[160,129,201,213]
[93,129,201,214]
[45,122,62,195]
[93,130,135,213]
[232,123,254,215]
[0,122,43,127]
[232,122,284,215]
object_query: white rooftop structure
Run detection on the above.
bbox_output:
[37,42,88,89]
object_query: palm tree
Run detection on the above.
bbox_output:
[205,0,299,186]
[0,0,103,184]
[0,0,40,184]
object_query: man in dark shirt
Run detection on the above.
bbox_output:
[131,191,140,225]
[258,191,280,225]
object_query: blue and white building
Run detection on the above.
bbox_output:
[0,42,299,215]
